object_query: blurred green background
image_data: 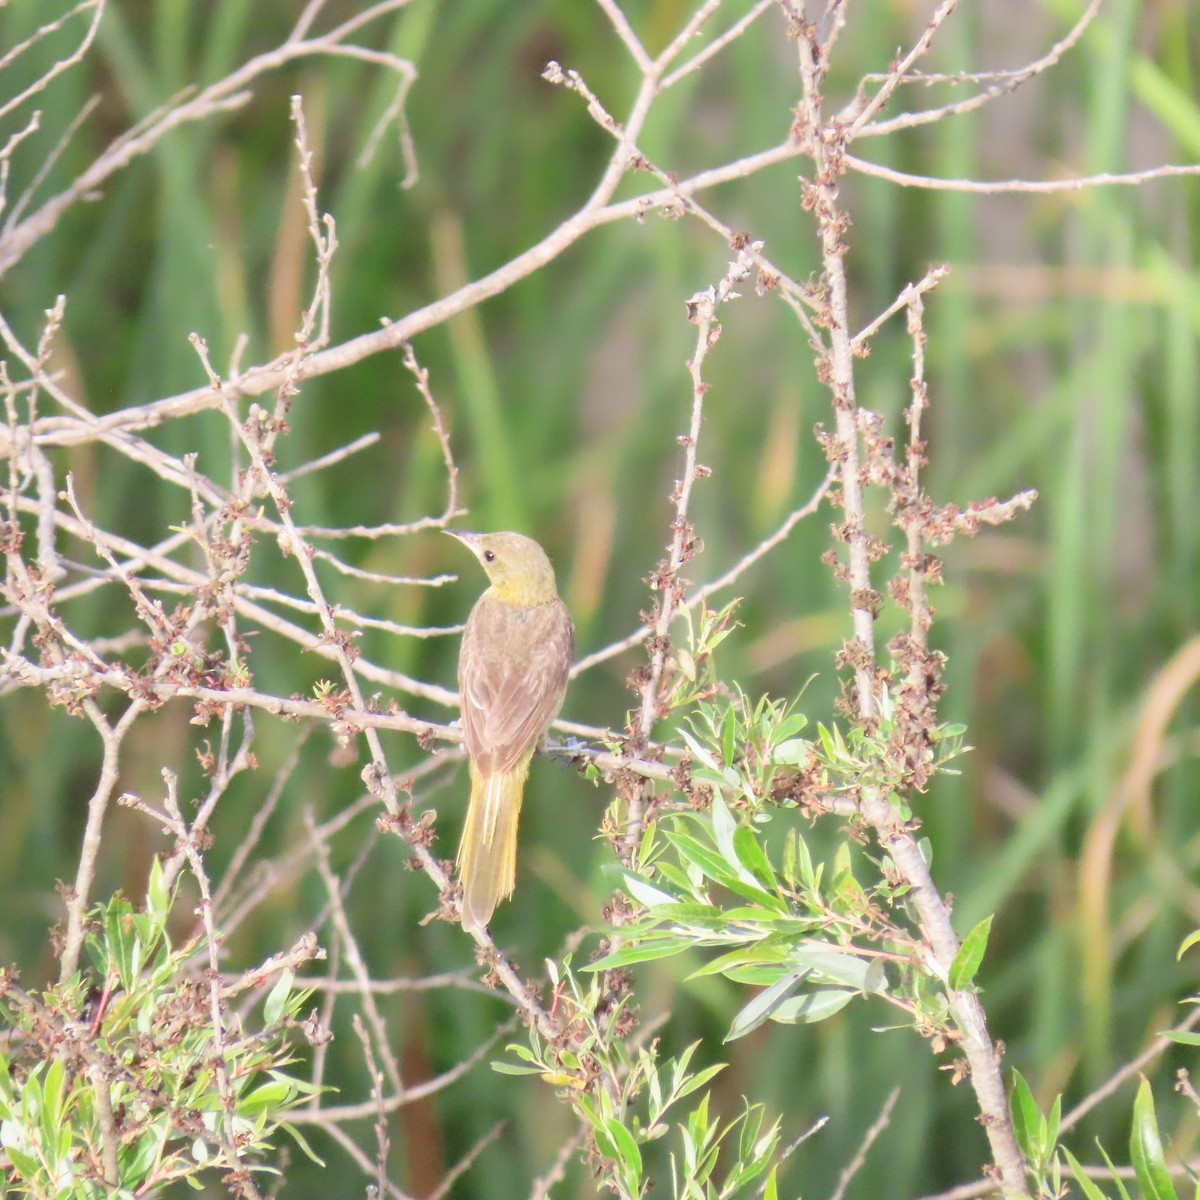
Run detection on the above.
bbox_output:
[1,0,1199,1195]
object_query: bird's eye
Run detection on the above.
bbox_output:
[483,550,496,563]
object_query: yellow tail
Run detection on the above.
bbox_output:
[457,757,530,935]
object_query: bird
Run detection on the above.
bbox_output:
[445,530,574,936]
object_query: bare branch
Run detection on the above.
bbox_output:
[845,154,1200,193]
[852,0,1102,139]
[0,0,104,124]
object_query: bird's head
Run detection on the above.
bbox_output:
[446,530,560,604]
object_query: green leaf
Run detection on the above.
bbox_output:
[1177,929,1200,960]
[635,902,725,930]
[781,831,798,889]
[636,823,658,874]
[775,708,809,739]
[727,978,861,1035]
[674,1063,725,1103]
[795,833,816,891]
[1096,1138,1134,1200]
[721,703,737,767]
[263,969,294,1026]
[1160,1030,1200,1046]
[589,1120,619,1162]
[623,874,680,909]
[763,1165,779,1200]
[790,944,888,994]
[280,1121,327,1167]
[1059,1145,1113,1200]
[732,824,779,893]
[1130,1076,1178,1200]
[678,727,721,773]
[738,1102,764,1162]
[726,970,808,1041]
[41,1058,65,1131]
[772,737,808,765]
[723,963,795,985]
[1046,1093,1061,1158]
[686,943,790,981]
[1008,1069,1041,1163]
[604,1116,643,1185]
[667,830,782,907]
[503,1043,538,1062]
[949,914,993,991]
[654,858,699,897]
[490,1061,544,1076]
[816,722,838,760]
[668,830,740,886]
[769,987,855,1025]
[584,937,695,971]
[239,1079,295,1116]
[2,1109,37,1180]
[146,857,169,926]
[669,1042,698,1089]
[106,903,135,988]
[688,1090,712,1151]
[710,791,745,878]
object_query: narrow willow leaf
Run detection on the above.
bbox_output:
[674,1063,725,1102]
[1096,1137,1134,1200]
[490,1061,544,1076]
[1160,1030,1200,1046]
[738,1103,764,1162]
[949,914,993,991]
[1177,929,1200,959]
[263,969,293,1026]
[723,965,795,986]
[1130,1077,1178,1200]
[584,937,695,971]
[795,833,816,891]
[1059,1145,1113,1200]
[686,943,789,981]
[775,711,809,742]
[281,1122,326,1167]
[679,727,720,773]
[769,987,855,1025]
[732,824,779,892]
[710,791,749,882]
[605,1117,644,1185]
[721,703,737,767]
[763,1165,779,1200]
[239,1079,295,1115]
[147,856,169,925]
[668,830,740,886]
[623,874,680,909]
[790,944,888,994]
[1046,1093,1061,1157]
[41,1059,64,1130]
[726,969,808,1041]
[1008,1069,1040,1162]
[670,1042,699,1090]
[772,737,808,765]
[781,831,798,889]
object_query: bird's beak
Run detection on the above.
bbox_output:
[445,530,486,567]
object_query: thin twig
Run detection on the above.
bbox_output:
[160,769,265,1200]
[828,1088,899,1200]
[789,12,1030,1196]
[845,154,1200,193]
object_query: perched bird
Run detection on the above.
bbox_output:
[446,530,574,936]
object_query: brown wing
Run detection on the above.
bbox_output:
[458,596,573,775]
